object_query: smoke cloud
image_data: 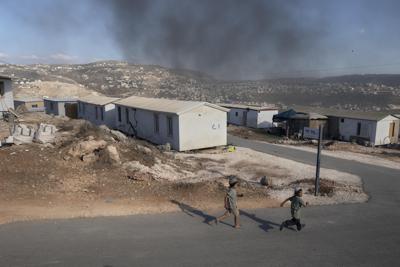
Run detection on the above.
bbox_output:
[103,0,328,79]
[5,0,400,78]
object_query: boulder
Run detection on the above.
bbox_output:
[123,161,154,181]
[137,145,152,154]
[110,130,127,141]
[82,153,98,162]
[68,139,107,158]
[98,125,111,132]
[101,145,121,164]
[158,142,171,151]
[123,161,150,173]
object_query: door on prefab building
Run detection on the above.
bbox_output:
[242,111,247,126]
[65,103,78,119]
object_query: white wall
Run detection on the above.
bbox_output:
[227,108,277,128]
[78,102,117,128]
[375,116,399,145]
[115,105,180,150]
[179,105,227,151]
[57,102,66,116]
[257,110,278,128]
[338,117,376,143]
[246,110,258,128]
[227,108,246,126]
[0,79,14,114]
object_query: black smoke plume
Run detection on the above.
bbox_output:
[104,0,328,79]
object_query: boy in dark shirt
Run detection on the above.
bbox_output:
[280,188,308,231]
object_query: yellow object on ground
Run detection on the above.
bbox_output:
[227,145,236,152]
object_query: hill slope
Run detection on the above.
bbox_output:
[1,61,399,112]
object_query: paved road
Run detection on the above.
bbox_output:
[0,136,399,266]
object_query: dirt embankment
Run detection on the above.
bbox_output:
[0,113,367,224]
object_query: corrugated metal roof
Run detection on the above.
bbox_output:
[295,106,391,121]
[14,97,43,102]
[79,95,120,106]
[114,96,229,114]
[273,109,327,122]
[321,110,391,121]
[218,103,278,111]
[43,97,78,102]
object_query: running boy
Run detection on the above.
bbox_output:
[215,176,243,229]
[280,187,308,231]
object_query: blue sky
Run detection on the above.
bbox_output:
[1,0,400,78]
[0,0,121,64]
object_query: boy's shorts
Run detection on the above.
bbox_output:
[228,207,239,216]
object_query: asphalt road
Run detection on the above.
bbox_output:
[0,135,399,267]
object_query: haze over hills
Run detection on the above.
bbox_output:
[1,61,399,112]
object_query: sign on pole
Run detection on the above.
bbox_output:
[303,127,320,139]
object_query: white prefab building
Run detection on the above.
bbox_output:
[327,113,399,146]
[78,95,120,128]
[218,104,278,128]
[114,96,229,151]
[0,75,14,117]
[44,97,78,118]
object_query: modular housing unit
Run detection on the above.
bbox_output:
[44,97,78,118]
[78,95,120,128]
[0,75,14,117]
[114,96,229,151]
[219,103,278,128]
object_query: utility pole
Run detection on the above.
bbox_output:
[315,124,323,196]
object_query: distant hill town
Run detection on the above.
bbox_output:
[1,61,399,112]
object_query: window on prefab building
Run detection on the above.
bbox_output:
[118,106,122,122]
[50,102,54,110]
[0,82,4,96]
[32,104,38,108]
[100,107,104,121]
[340,118,344,123]
[167,116,173,136]
[154,113,159,134]
[125,108,129,123]
[357,122,361,135]
[235,112,238,117]
[95,106,98,120]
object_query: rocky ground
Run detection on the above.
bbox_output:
[0,113,367,224]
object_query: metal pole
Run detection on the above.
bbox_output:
[315,124,323,196]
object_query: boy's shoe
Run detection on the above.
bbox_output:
[214,219,219,225]
[280,223,284,231]
[297,224,305,231]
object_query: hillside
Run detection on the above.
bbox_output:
[1,61,399,112]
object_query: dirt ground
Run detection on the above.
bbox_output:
[228,124,284,143]
[0,113,367,224]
